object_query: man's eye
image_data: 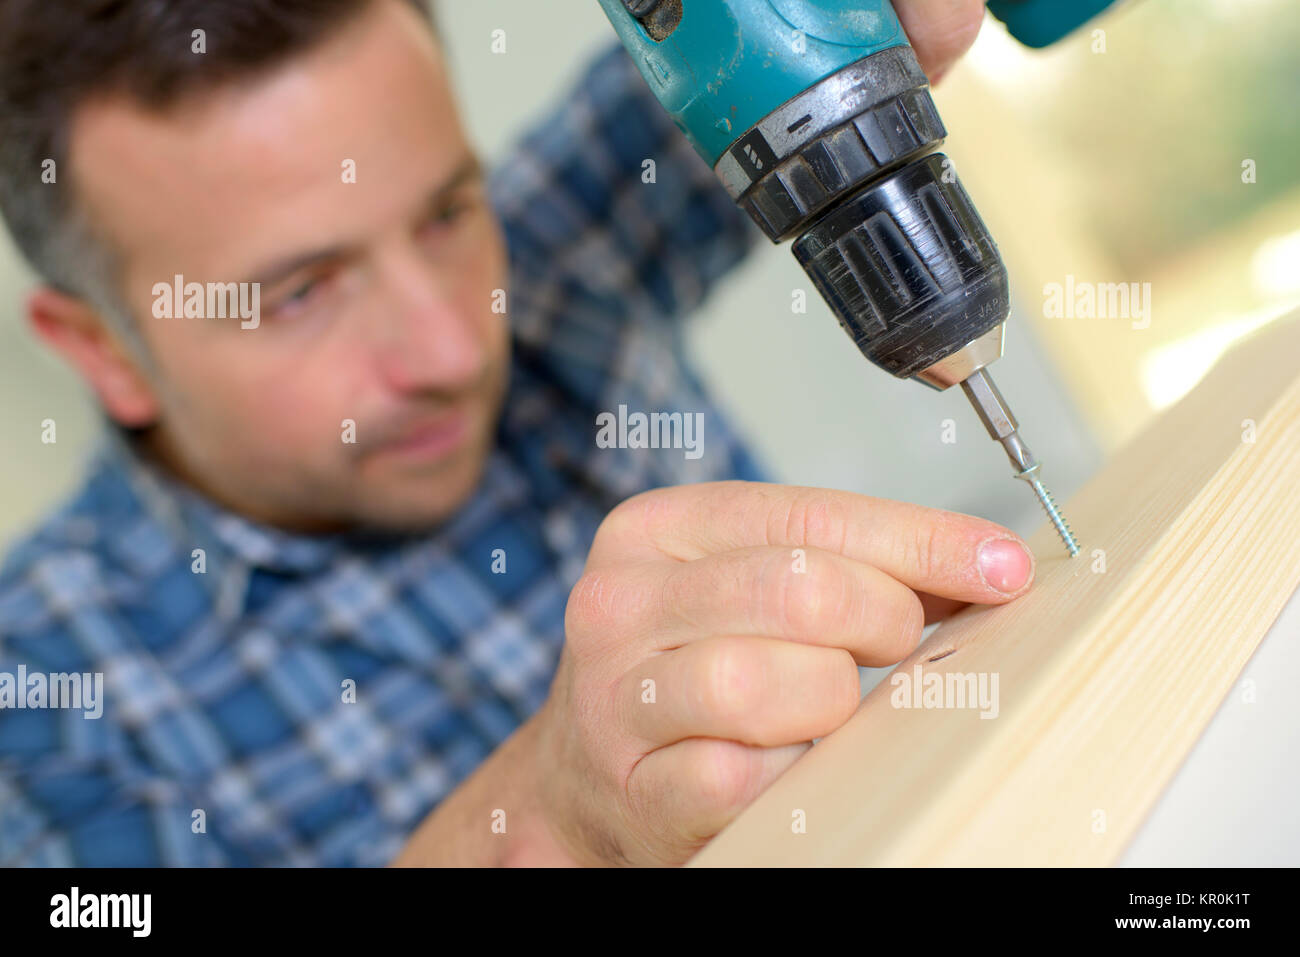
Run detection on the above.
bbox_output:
[422,200,472,233]
[285,280,317,304]
[270,274,333,317]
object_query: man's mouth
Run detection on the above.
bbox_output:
[373,409,470,463]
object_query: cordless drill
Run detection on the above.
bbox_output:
[597,0,1119,556]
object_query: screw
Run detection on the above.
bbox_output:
[1016,465,1079,557]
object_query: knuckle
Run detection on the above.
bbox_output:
[565,570,627,638]
[908,519,944,584]
[781,488,848,554]
[658,558,702,626]
[783,574,827,636]
[825,649,862,726]
[594,490,654,547]
[693,740,758,812]
[698,638,761,724]
[891,591,926,660]
[862,584,925,666]
[761,548,839,637]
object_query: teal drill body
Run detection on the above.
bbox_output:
[596,0,909,166]
[595,0,1117,558]
[597,0,1116,167]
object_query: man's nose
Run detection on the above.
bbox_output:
[368,243,486,395]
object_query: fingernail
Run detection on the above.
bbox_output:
[978,539,1032,594]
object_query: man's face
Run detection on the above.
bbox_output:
[70,0,510,532]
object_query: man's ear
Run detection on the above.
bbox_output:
[26,285,160,428]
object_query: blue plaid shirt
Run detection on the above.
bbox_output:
[0,43,763,866]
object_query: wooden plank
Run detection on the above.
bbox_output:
[691,309,1300,867]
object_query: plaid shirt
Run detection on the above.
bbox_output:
[0,43,763,866]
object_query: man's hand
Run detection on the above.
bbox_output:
[533,481,1034,866]
[896,0,987,83]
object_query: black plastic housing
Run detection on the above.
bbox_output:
[790,153,1009,379]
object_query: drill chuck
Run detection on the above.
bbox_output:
[791,152,1010,382]
[711,43,1010,386]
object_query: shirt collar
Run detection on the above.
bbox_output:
[97,420,351,579]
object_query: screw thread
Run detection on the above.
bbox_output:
[1028,478,1080,557]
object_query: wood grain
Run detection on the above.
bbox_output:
[691,310,1300,867]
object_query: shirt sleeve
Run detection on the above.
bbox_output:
[487,41,762,399]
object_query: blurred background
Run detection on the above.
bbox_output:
[2,0,1297,553]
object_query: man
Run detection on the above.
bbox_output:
[0,0,1020,866]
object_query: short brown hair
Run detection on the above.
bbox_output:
[0,0,435,351]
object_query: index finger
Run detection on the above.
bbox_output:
[591,481,1035,605]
